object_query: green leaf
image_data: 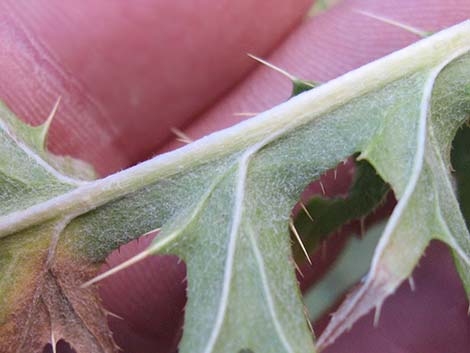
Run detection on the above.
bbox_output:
[450,123,470,298]
[0,99,96,184]
[2,21,470,353]
[0,102,111,352]
[293,159,390,262]
[261,59,390,263]
[250,57,389,264]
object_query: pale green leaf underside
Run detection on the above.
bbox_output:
[0,103,75,215]
[2,22,470,353]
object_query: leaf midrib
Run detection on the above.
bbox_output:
[1,22,469,242]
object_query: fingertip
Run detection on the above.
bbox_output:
[0,0,314,175]
[166,0,470,147]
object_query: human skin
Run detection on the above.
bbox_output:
[1,1,469,352]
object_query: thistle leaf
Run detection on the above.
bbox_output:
[2,21,470,353]
[293,159,390,262]
[0,103,112,352]
[0,100,96,184]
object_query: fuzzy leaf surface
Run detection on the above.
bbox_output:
[1,22,470,353]
[0,103,114,352]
